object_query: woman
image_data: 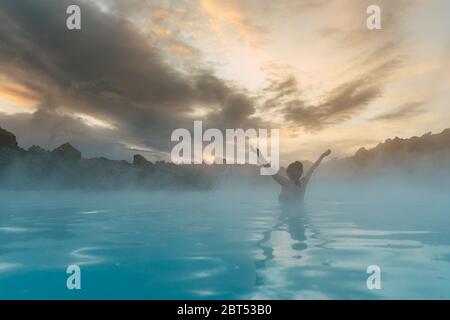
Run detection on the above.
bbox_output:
[258,148,331,203]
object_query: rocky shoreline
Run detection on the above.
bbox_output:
[1,126,450,190]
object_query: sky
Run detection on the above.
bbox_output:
[0,0,449,164]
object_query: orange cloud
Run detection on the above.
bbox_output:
[199,0,263,47]
[0,77,40,108]
[148,20,173,37]
[169,43,192,55]
[153,7,170,20]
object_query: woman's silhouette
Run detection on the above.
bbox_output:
[257,148,331,203]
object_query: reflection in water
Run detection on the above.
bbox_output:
[255,203,313,285]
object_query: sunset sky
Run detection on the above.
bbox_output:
[0,0,449,164]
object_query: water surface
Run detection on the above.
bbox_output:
[0,188,449,299]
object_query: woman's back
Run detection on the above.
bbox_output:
[279,178,307,203]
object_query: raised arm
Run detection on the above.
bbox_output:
[270,170,289,187]
[254,147,289,187]
[303,149,331,183]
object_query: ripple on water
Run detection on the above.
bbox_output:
[0,227,29,233]
[0,263,23,273]
[77,209,111,215]
[70,247,105,266]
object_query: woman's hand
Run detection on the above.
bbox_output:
[322,149,332,158]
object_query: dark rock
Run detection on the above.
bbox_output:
[28,145,47,154]
[52,143,82,160]
[0,127,18,149]
[354,147,369,160]
[133,154,153,166]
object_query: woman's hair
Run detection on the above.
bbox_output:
[286,161,303,180]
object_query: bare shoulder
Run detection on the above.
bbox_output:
[273,173,289,186]
[300,176,309,186]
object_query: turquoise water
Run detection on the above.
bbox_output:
[0,188,449,299]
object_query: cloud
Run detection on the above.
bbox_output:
[260,60,399,130]
[0,0,262,158]
[0,0,443,163]
[372,101,427,121]
[246,0,415,131]
[0,109,139,160]
[199,0,267,48]
[263,75,298,101]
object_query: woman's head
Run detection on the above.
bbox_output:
[286,161,303,181]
